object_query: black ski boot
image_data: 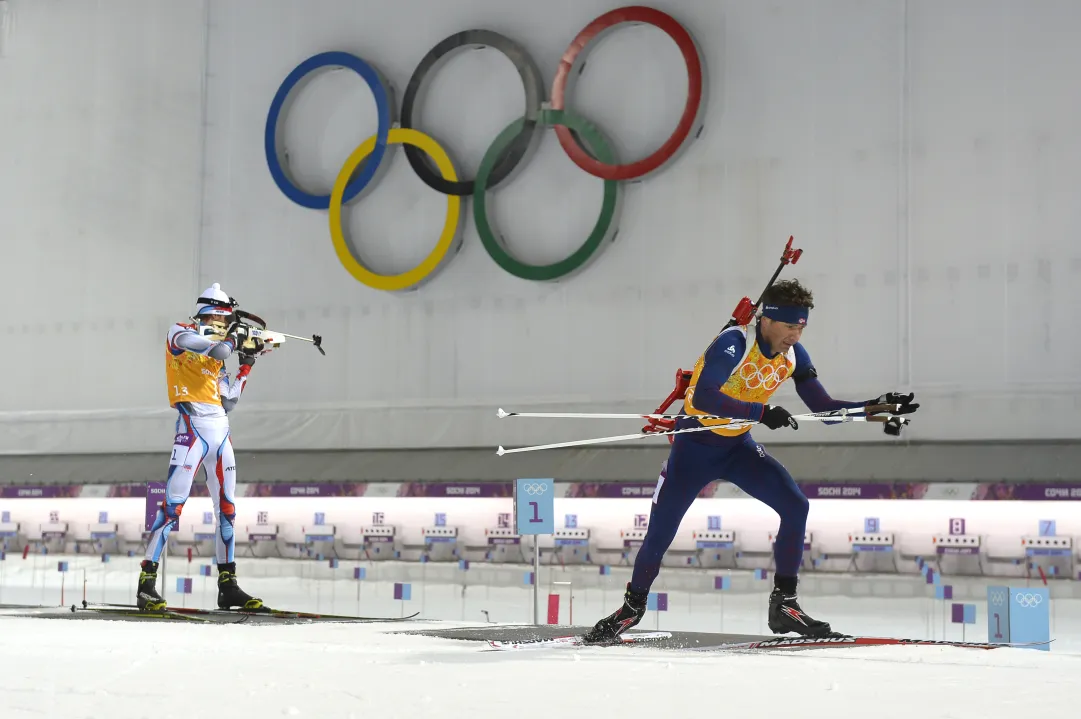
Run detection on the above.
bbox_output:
[581,583,648,644]
[137,560,167,611]
[216,562,263,610]
[767,575,834,637]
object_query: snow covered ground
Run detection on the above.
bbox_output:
[0,555,1077,718]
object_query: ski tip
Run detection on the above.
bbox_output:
[497,408,508,418]
[496,445,505,456]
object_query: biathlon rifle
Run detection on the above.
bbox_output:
[233,310,326,356]
[725,235,803,330]
[641,236,803,439]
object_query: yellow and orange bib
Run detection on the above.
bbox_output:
[683,326,796,437]
[165,323,223,406]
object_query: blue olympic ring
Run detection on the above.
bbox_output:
[264,51,394,210]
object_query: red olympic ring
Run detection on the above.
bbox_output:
[550,6,706,181]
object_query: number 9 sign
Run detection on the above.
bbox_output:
[514,479,555,535]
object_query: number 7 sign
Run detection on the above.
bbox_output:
[514,479,555,535]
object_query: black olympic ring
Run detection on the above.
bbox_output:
[400,30,545,197]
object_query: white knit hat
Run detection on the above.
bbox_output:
[194,283,236,319]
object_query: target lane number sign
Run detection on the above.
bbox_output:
[514,479,554,535]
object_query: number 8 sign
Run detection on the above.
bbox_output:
[514,479,555,535]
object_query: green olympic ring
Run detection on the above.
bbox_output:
[474,110,621,282]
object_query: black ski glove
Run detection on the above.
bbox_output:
[226,322,250,347]
[867,392,919,415]
[238,339,263,367]
[760,405,798,430]
[883,416,909,437]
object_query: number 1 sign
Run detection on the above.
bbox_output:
[514,478,555,626]
[514,479,554,535]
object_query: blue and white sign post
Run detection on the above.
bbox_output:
[514,478,554,624]
[987,585,1051,650]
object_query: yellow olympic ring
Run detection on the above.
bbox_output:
[328,128,462,292]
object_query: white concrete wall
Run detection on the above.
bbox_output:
[3,0,1080,454]
[0,0,209,449]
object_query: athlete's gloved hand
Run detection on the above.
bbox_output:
[226,322,250,345]
[867,392,919,415]
[238,339,263,367]
[760,404,798,430]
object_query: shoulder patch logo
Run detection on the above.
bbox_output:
[724,345,736,357]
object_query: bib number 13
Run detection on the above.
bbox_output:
[173,385,189,397]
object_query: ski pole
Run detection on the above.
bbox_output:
[495,408,907,455]
[496,404,896,423]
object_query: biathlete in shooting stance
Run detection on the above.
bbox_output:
[583,278,919,642]
[138,283,266,612]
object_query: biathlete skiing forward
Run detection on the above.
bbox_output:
[583,279,919,642]
[137,283,265,612]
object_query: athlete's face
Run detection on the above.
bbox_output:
[198,312,231,333]
[760,317,805,354]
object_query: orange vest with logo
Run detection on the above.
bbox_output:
[165,323,223,406]
[683,326,796,437]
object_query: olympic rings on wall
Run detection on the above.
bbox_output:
[264,6,707,292]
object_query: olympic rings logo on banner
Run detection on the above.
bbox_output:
[1014,592,1043,608]
[740,362,789,391]
[264,6,706,292]
[521,482,549,496]
[989,590,1006,606]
